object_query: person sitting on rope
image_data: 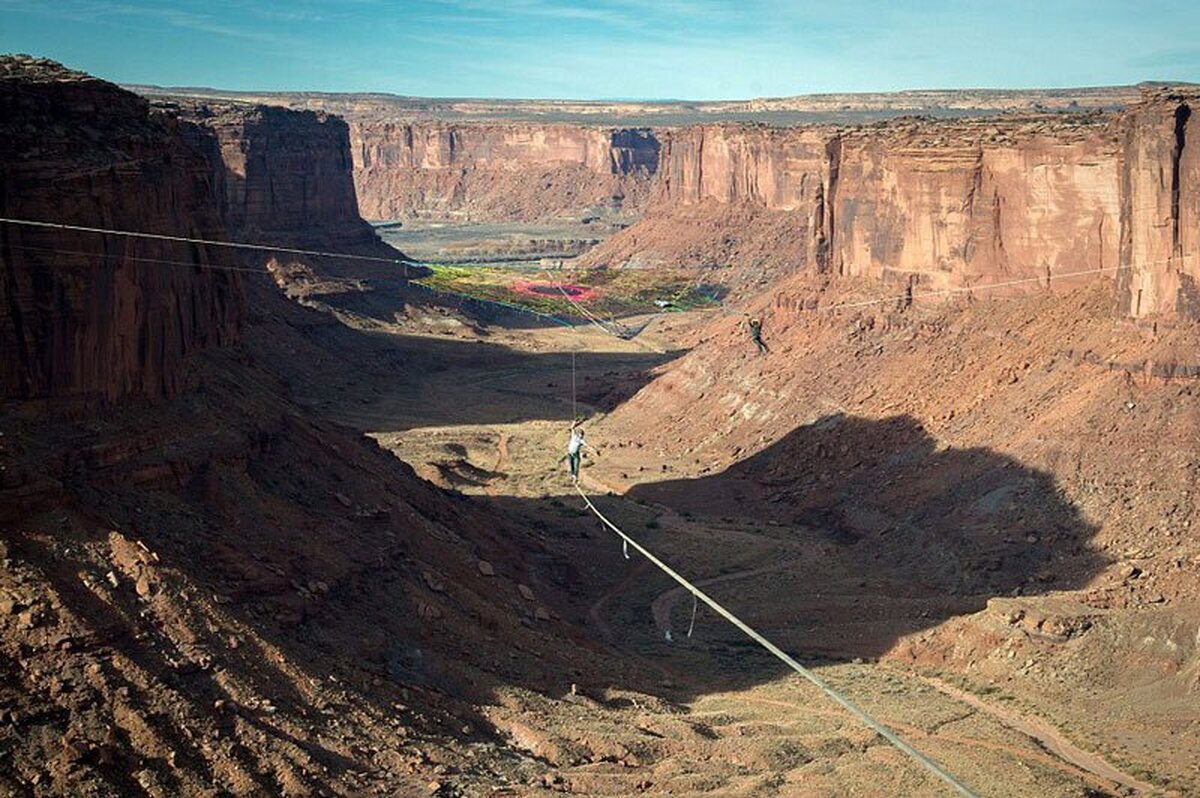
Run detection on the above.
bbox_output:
[746,316,770,355]
[565,422,597,483]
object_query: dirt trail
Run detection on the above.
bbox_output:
[920,676,1168,796]
[734,693,1135,796]
[587,559,652,643]
[650,561,795,636]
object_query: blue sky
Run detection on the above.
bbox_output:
[2,1,1199,99]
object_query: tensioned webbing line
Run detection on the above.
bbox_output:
[0,228,583,329]
[573,484,978,797]
[1,242,287,275]
[553,281,980,795]
[0,217,414,266]
[546,242,1194,795]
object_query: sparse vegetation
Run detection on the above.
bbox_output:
[415,262,720,319]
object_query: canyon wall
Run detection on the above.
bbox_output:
[341,116,1128,302]
[575,126,835,286]
[582,118,1123,295]
[348,122,659,221]
[179,103,380,249]
[0,58,240,403]
[829,123,1121,292]
[1118,89,1200,320]
[653,126,833,210]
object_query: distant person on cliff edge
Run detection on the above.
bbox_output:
[746,316,769,355]
[564,422,598,483]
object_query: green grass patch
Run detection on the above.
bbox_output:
[414,263,721,319]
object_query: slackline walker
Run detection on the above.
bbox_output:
[545,270,977,796]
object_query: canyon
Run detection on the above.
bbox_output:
[3,54,1200,797]
[348,123,658,222]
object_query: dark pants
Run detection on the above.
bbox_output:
[568,451,581,478]
[752,335,769,355]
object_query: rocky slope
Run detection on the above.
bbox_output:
[0,57,239,404]
[594,275,1200,789]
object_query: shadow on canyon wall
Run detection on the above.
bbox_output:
[236,279,680,429]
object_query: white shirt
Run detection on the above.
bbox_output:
[568,430,587,455]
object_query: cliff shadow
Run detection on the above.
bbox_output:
[234,274,682,432]
[499,412,1107,697]
[0,370,697,793]
[308,277,577,333]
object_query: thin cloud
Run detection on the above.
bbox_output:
[6,0,294,45]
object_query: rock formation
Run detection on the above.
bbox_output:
[178,103,381,249]
[584,116,1123,296]
[828,120,1121,293]
[117,82,1200,323]
[348,122,658,221]
[0,57,239,403]
[1118,88,1200,320]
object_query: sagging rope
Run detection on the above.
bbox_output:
[0,217,413,266]
[573,483,978,797]
[555,258,979,793]
[0,231,585,330]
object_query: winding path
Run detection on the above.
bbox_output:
[920,676,1166,796]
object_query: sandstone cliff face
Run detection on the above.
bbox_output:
[1118,90,1200,320]
[829,125,1121,293]
[349,123,658,221]
[0,57,239,403]
[654,126,833,211]
[576,127,834,283]
[585,118,1123,295]
[179,103,379,248]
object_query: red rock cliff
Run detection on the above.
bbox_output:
[348,122,659,221]
[179,103,381,248]
[1118,88,1200,320]
[0,57,239,403]
[654,125,833,210]
[584,117,1123,297]
[829,121,1121,293]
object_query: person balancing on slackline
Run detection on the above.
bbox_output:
[746,314,769,355]
[564,420,598,483]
